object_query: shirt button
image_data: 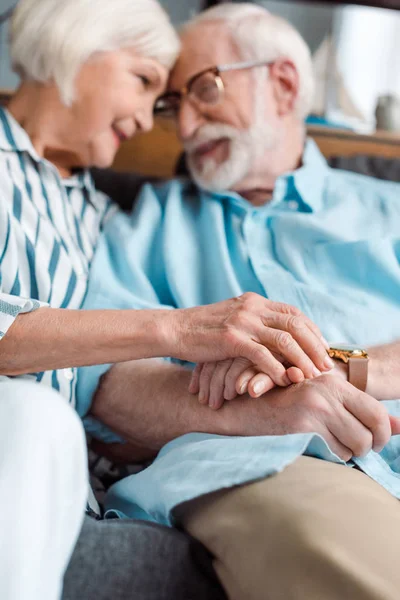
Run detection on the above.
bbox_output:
[63,368,74,381]
[287,200,299,211]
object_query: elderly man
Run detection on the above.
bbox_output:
[81,4,400,600]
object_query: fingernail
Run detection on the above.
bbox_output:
[282,373,291,386]
[198,392,206,405]
[239,380,250,394]
[324,356,335,370]
[313,367,322,377]
[253,382,265,396]
[321,337,330,349]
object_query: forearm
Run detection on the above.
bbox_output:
[332,340,400,400]
[0,307,174,375]
[90,358,284,457]
[366,341,400,400]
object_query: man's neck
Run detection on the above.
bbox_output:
[234,122,305,206]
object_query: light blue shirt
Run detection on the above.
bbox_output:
[80,140,400,523]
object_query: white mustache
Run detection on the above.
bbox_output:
[184,123,240,154]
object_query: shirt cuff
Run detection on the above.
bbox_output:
[0,293,48,340]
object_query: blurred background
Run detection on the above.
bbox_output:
[0,0,399,133]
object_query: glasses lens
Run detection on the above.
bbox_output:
[189,72,221,105]
[153,94,180,119]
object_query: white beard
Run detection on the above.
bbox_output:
[185,94,279,192]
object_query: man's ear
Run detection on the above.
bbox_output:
[269,59,299,117]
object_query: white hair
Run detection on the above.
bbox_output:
[10,0,180,105]
[183,2,315,120]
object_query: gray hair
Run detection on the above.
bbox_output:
[183,2,315,120]
[10,0,180,105]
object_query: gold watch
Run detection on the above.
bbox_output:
[328,345,369,392]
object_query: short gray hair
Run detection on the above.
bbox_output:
[183,2,315,120]
[10,0,180,105]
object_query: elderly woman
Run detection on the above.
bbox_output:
[0,0,329,599]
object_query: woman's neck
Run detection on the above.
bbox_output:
[7,82,80,177]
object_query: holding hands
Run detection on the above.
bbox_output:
[188,296,334,410]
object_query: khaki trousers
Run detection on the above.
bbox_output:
[180,457,400,600]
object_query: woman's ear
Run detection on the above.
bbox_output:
[269,59,299,117]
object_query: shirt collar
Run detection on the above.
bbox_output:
[0,107,42,159]
[203,138,329,213]
[289,138,328,212]
[0,106,98,201]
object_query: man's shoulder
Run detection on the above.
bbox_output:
[324,165,400,201]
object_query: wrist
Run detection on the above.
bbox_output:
[123,309,177,359]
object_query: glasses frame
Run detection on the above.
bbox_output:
[154,60,273,116]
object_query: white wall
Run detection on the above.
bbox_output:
[334,5,400,126]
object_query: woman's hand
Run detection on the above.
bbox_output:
[167,293,334,398]
[189,357,309,410]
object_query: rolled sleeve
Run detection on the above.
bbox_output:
[0,292,47,340]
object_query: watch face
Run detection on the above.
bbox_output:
[328,345,369,361]
[329,344,361,352]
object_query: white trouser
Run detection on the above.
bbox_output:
[0,379,88,600]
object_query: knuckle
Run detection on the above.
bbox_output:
[272,301,302,316]
[287,315,306,332]
[239,292,255,308]
[287,304,302,316]
[201,362,215,377]
[275,331,294,351]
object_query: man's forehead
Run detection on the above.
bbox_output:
[168,22,238,91]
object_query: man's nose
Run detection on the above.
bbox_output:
[178,99,205,142]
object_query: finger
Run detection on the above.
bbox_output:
[189,363,202,395]
[247,373,276,398]
[208,359,233,410]
[262,312,332,376]
[261,326,323,380]
[198,362,217,405]
[329,410,373,457]
[319,429,353,462]
[390,415,400,436]
[237,339,291,387]
[235,367,259,396]
[224,358,253,400]
[286,366,305,384]
[267,301,329,349]
[343,389,391,453]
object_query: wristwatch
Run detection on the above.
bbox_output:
[328,345,369,392]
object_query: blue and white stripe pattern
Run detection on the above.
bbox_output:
[0,106,116,405]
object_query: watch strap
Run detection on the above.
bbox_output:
[348,356,369,392]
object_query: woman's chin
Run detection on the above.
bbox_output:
[92,152,117,170]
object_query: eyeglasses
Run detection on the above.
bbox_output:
[154,60,273,119]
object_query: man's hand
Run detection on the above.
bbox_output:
[222,375,400,462]
[169,293,333,389]
[92,361,400,465]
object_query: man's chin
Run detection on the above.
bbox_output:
[188,158,248,193]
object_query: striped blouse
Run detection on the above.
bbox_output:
[0,106,116,405]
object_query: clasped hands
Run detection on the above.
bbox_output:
[187,296,400,461]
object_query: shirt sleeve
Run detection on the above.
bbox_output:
[0,293,48,340]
